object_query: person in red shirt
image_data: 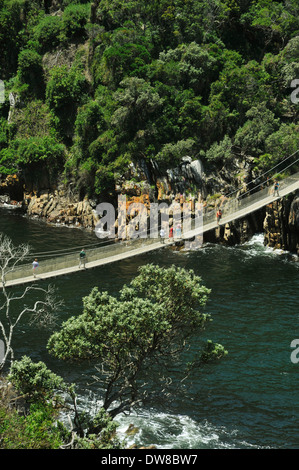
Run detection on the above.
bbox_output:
[216,209,222,225]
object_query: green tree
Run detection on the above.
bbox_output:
[0,0,24,78]
[100,42,151,87]
[48,264,227,418]
[73,100,105,157]
[205,134,233,162]
[33,14,63,53]
[0,400,65,449]
[154,138,196,170]
[255,123,299,171]
[234,102,280,158]
[241,0,299,51]
[5,356,122,449]
[153,42,219,97]
[60,3,90,41]
[46,64,89,140]
[17,49,44,98]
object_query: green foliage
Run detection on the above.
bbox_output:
[241,0,299,43]
[13,100,56,139]
[8,356,68,403]
[0,0,24,77]
[17,49,44,97]
[47,264,222,416]
[0,117,13,150]
[46,64,88,112]
[33,15,63,54]
[13,136,65,166]
[155,138,196,169]
[0,147,18,174]
[0,401,65,449]
[254,123,299,171]
[205,135,233,162]
[100,42,151,87]
[0,0,298,195]
[152,42,219,96]
[74,408,123,449]
[60,3,90,41]
[0,134,65,176]
[4,356,123,449]
[234,103,280,157]
[17,49,42,81]
[74,99,105,156]
[46,64,89,139]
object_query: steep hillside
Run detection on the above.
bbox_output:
[0,0,298,237]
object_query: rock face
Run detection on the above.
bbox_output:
[0,174,23,202]
[263,192,299,255]
[204,210,265,246]
[24,187,99,230]
[2,157,299,255]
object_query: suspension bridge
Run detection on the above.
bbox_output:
[1,151,299,288]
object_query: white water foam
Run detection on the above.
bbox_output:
[240,233,298,261]
[116,409,260,449]
[59,391,249,449]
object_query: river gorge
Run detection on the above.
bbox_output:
[1,205,299,449]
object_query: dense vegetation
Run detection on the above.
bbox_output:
[0,0,298,197]
[0,263,226,449]
[1,1,297,449]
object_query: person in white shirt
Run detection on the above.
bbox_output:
[32,258,39,278]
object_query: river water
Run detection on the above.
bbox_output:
[1,207,299,449]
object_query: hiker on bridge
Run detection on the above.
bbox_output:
[160,227,165,243]
[216,209,223,225]
[273,180,280,197]
[79,248,86,269]
[32,258,39,278]
[175,224,182,238]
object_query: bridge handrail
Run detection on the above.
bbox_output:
[202,170,299,226]
[3,236,160,282]
[2,170,299,283]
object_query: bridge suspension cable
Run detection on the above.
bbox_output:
[237,154,299,200]
[19,150,298,259]
[223,149,299,199]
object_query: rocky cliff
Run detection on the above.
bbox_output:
[263,192,299,255]
[1,161,299,256]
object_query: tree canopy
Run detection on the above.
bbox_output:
[0,0,297,197]
[48,264,227,417]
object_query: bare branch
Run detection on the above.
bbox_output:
[0,236,62,372]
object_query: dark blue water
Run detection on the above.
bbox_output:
[1,207,299,449]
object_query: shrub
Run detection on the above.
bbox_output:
[33,15,63,53]
[61,3,90,41]
[17,49,43,84]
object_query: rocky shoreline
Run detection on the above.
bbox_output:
[1,168,299,255]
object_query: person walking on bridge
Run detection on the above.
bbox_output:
[216,209,222,225]
[32,258,39,278]
[79,248,86,269]
[160,227,165,243]
[273,180,280,197]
